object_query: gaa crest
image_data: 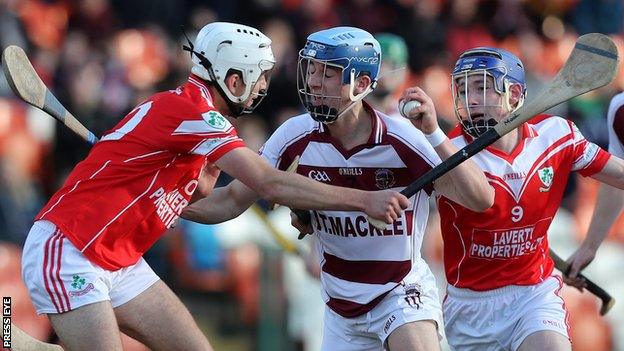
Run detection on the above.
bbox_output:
[375,169,395,189]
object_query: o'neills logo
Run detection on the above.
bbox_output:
[69,283,95,297]
[339,167,362,176]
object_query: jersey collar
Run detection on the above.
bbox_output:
[317,100,387,145]
[315,101,387,159]
[186,74,216,108]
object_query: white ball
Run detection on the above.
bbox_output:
[399,99,422,119]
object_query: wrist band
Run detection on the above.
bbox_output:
[424,127,447,148]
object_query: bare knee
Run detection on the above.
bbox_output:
[517,331,571,351]
[387,320,440,351]
[114,281,212,351]
[49,301,123,351]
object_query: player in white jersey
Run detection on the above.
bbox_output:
[20,22,411,351]
[565,92,624,287]
[439,48,624,351]
[184,27,494,351]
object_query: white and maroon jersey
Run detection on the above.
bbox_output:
[607,92,624,157]
[260,102,442,318]
[36,75,245,270]
[439,114,610,291]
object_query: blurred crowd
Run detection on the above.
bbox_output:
[0,0,623,350]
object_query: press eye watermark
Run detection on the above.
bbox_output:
[2,297,10,349]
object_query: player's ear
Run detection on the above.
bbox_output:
[508,83,523,108]
[355,75,372,94]
[224,70,244,96]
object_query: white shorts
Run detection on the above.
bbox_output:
[443,276,570,351]
[22,220,160,315]
[320,264,443,351]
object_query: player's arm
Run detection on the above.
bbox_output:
[190,147,409,224]
[401,87,494,211]
[432,141,494,212]
[564,182,623,289]
[182,180,258,224]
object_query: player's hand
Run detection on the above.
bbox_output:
[291,210,313,236]
[366,190,409,224]
[562,244,597,291]
[400,86,438,134]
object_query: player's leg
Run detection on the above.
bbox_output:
[386,320,440,351]
[377,265,443,351]
[517,331,571,351]
[320,306,380,351]
[21,221,126,350]
[443,285,511,351]
[511,276,571,351]
[48,301,123,351]
[110,260,212,351]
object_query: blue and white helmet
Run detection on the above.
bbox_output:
[451,47,526,137]
[297,27,381,123]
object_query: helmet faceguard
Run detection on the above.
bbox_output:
[183,22,275,117]
[451,47,526,137]
[297,27,381,124]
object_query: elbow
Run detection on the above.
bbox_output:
[180,206,205,224]
[468,186,495,212]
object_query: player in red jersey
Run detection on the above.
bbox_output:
[184,27,494,351]
[437,47,624,351]
[20,22,410,351]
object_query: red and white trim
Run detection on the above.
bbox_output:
[42,229,71,313]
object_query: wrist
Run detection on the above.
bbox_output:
[424,127,447,148]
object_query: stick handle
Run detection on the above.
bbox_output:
[550,249,615,315]
[42,90,99,145]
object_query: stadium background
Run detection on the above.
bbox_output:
[0,0,622,350]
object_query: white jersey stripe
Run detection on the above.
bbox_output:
[173,120,234,135]
[440,200,467,286]
[124,151,166,163]
[193,136,240,156]
[40,161,113,219]
[81,168,164,252]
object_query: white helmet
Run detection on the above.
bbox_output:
[185,22,275,115]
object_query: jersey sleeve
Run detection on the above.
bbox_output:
[161,98,246,163]
[569,120,611,176]
[608,98,624,158]
[259,119,297,171]
[388,118,442,195]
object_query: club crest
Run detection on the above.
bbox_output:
[538,166,554,192]
[202,110,227,130]
[375,169,395,189]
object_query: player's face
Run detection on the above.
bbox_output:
[229,71,271,111]
[305,60,343,109]
[453,74,509,124]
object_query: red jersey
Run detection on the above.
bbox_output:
[438,115,610,291]
[36,75,245,270]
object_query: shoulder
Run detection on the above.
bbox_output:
[380,112,439,157]
[147,89,204,120]
[530,114,574,133]
[381,113,425,141]
[609,92,624,110]
[269,113,320,144]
